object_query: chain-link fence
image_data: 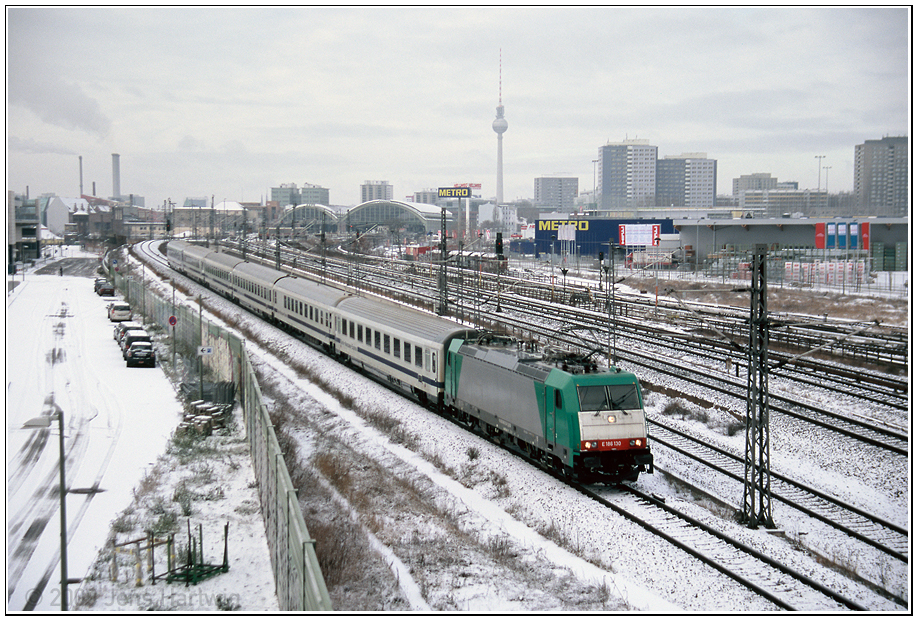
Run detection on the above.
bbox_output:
[112,268,332,611]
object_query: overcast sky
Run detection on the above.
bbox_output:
[7,6,910,209]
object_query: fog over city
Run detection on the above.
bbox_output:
[6,6,909,208]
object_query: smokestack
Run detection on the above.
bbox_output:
[79,156,83,196]
[112,153,121,200]
[93,182,96,196]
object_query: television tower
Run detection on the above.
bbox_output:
[492,49,508,205]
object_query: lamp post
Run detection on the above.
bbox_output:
[22,400,68,610]
[592,158,599,211]
[815,155,825,191]
[550,234,557,303]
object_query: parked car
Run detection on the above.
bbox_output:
[125,341,156,367]
[108,303,132,322]
[114,321,143,343]
[97,281,115,296]
[94,277,107,293]
[121,329,150,358]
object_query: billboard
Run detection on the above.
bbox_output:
[819,222,864,249]
[438,187,471,198]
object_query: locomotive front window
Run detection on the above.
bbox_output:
[578,383,640,412]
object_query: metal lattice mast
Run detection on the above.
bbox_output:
[742,244,775,528]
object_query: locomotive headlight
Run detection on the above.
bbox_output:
[635,439,642,447]
[607,415,616,424]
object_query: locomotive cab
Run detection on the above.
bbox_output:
[573,378,653,482]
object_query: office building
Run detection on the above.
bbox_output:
[534,175,579,212]
[854,136,908,216]
[271,182,330,207]
[732,173,778,198]
[598,139,658,210]
[656,153,716,209]
[361,180,393,203]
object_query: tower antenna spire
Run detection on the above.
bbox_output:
[492,49,508,205]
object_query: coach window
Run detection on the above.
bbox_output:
[431,353,437,374]
[424,350,430,372]
[357,325,363,342]
[384,335,390,354]
[349,322,355,339]
[394,338,401,358]
[374,331,381,350]
[404,342,411,363]
[415,346,423,368]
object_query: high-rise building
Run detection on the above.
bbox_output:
[732,173,777,198]
[300,182,330,205]
[534,175,579,211]
[413,189,440,205]
[271,183,300,207]
[271,182,330,206]
[361,180,393,203]
[597,139,657,209]
[656,153,716,208]
[854,136,908,216]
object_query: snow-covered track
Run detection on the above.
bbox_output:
[583,483,867,611]
[649,418,909,564]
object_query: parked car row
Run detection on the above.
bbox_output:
[111,315,156,368]
[94,277,114,296]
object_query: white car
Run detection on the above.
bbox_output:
[108,303,132,322]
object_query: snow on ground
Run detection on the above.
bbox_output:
[7,244,910,612]
[5,248,277,612]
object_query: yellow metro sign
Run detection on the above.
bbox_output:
[438,187,471,198]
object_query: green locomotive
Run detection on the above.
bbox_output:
[445,334,653,483]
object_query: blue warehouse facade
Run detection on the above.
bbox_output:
[532,217,677,258]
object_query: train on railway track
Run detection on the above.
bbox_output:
[166,240,653,482]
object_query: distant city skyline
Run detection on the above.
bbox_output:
[7,7,909,208]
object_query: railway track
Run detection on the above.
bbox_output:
[580,482,868,611]
[183,240,905,455]
[649,417,909,564]
[472,291,909,457]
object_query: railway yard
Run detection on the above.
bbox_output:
[123,239,908,611]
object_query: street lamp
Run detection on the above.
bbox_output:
[22,400,68,611]
[550,234,557,303]
[653,236,662,314]
[815,155,825,191]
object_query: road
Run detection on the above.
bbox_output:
[6,257,183,611]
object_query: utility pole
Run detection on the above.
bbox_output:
[438,207,448,315]
[742,244,775,529]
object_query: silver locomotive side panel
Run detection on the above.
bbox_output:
[451,342,549,446]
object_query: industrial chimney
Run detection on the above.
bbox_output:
[112,153,121,200]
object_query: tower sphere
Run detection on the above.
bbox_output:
[492,116,508,134]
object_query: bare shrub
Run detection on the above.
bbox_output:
[661,400,692,419]
[490,471,510,498]
[306,519,369,588]
[313,452,352,491]
[485,535,515,561]
[725,420,745,436]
